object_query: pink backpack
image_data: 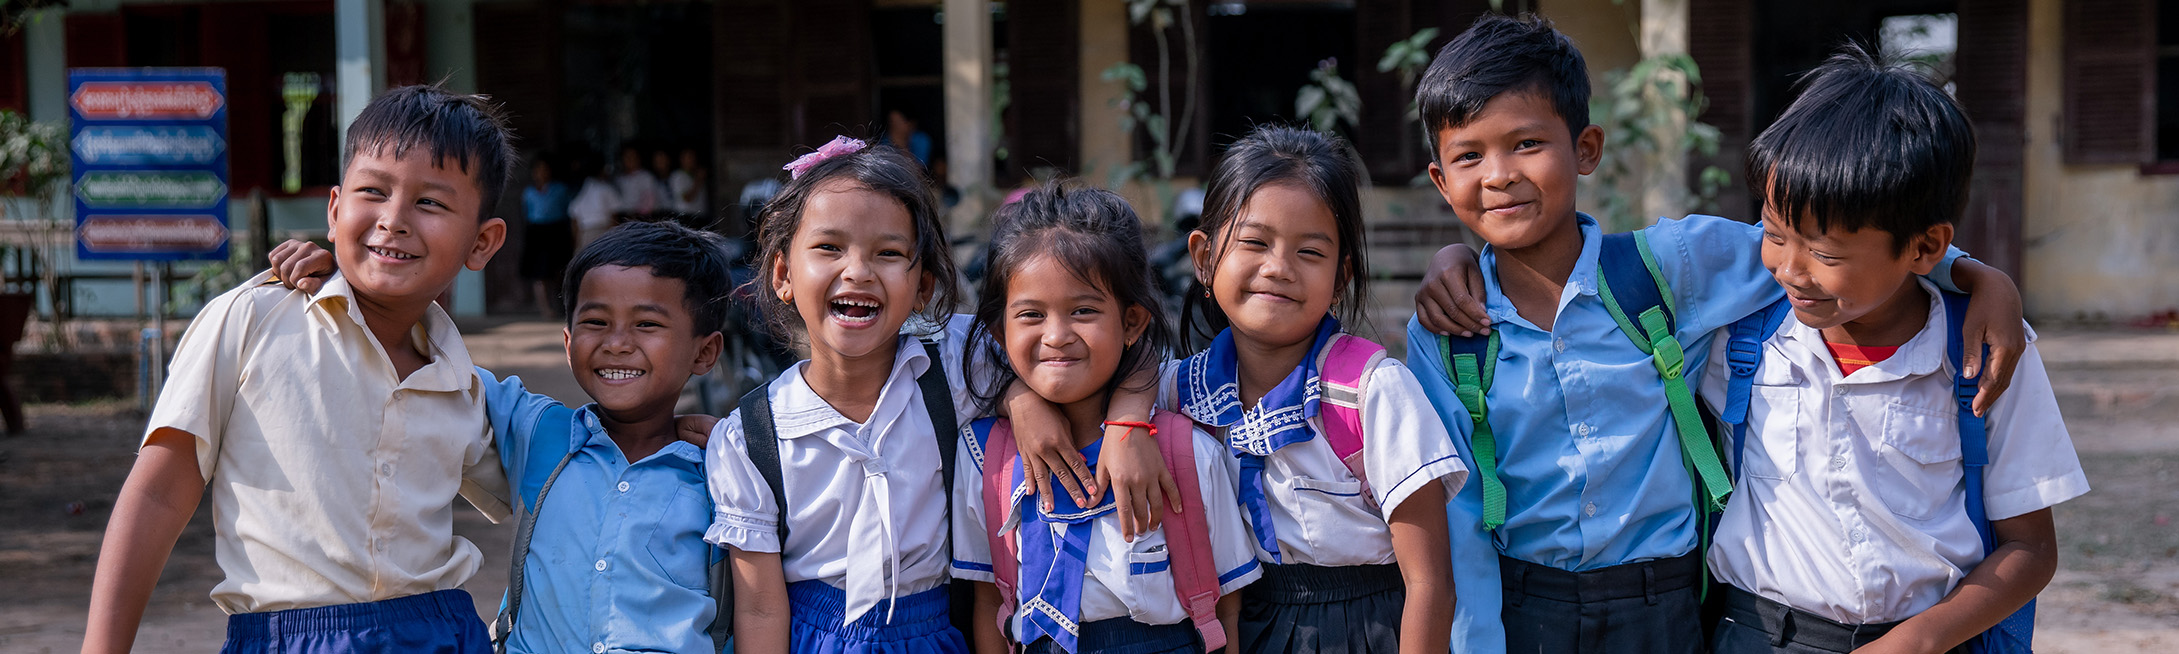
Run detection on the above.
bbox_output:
[1314,333,1387,506]
[978,410,1227,651]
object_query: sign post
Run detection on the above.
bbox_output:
[69,68,231,262]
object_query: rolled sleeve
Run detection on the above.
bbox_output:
[1362,359,1469,518]
[703,411,783,552]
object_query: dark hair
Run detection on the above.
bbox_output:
[561,220,735,337]
[1416,13,1590,158]
[750,140,959,343]
[969,182,1171,414]
[341,84,519,218]
[1182,125,1370,348]
[1748,44,1974,251]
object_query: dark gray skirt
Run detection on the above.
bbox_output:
[1238,562,1405,654]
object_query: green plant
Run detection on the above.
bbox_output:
[1581,53,1729,233]
[0,110,69,203]
[0,0,66,37]
[1101,0,1200,188]
[1296,58,1360,136]
[1376,26,1439,122]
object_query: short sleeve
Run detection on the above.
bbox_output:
[950,430,996,583]
[1647,215,1783,341]
[936,313,992,423]
[1401,316,1507,654]
[1192,428,1263,595]
[144,272,273,481]
[1979,339,2091,520]
[704,410,784,552]
[1360,358,1469,517]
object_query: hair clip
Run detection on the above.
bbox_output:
[783,136,869,179]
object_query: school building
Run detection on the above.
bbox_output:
[0,0,2167,326]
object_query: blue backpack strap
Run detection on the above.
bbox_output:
[1438,331,1505,531]
[1721,298,1793,477]
[1942,291,2037,654]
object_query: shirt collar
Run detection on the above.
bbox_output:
[572,404,705,465]
[1178,315,1340,453]
[305,271,477,395]
[1777,278,1949,384]
[1480,212,1602,324]
[768,333,931,440]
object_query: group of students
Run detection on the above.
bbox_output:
[81,12,2086,654]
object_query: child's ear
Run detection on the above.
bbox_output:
[917,269,936,312]
[1426,160,1455,208]
[1906,223,1955,276]
[1575,124,1605,176]
[562,326,575,367]
[770,252,793,303]
[1123,303,1151,346]
[465,217,508,271]
[324,186,343,235]
[690,330,725,376]
[1187,229,1214,288]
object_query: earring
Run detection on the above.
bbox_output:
[1202,288,1212,299]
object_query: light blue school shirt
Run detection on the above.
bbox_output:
[1405,214,1966,653]
[481,369,717,654]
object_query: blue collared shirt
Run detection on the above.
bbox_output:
[481,368,717,654]
[1406,214,1968,653]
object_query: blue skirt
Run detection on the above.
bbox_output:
[788,580,969,654]
[1023,616,1202,654]
[221,589,489,654]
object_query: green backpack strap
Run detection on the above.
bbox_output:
[1439,331,1506,531]
[1594,231,1732,516]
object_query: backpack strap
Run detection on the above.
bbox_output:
[1595,231,1733,516]
[978,419,1025,643]
[1151,410,1228,653]
[492,446,579,653]
[737,386,789,546]
[917,338,959,498]
[1720,298,1793,477]
[1440,331,1505,531]
[1314,333,1386,505]
[1942,291,2039,652]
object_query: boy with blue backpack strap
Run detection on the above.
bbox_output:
[1693,47,2086,654]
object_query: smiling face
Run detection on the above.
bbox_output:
[565,265,722,414]
[771,180,933,363]
[327,148,505,310]
[1426,89,1602,252]
[1760,202,1952,337]
[1001,253,1148,409]
[1190,182,1342,350]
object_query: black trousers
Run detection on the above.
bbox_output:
[1500,553,1705,654]
[1710,585,1967,654]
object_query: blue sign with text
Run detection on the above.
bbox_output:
[69,68,231,261]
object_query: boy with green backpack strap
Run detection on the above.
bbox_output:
[1401,15,2030,654]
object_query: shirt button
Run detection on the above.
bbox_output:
[617,481,631,493]
[1834,386,1849,397]
[1849,528,1867,544]
[592,643,606,654]
[1553,339,1567,353]
[1583,502,1598,517]
[594,559,608,572]
[379,463,392,476]
[1831,454,1848,470]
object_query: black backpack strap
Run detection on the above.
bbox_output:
[738,385,788,545]
[491,449,579,653]
[708,545,731,652]
[918,338,959,490]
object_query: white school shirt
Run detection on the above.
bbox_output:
[668,169,706,213]
[616,171,666,214]
[950,424,1263,627]
[1698,280,2090,625]
[1156,357,1470,567]
[703,315,982,626]
[146,270,510,614]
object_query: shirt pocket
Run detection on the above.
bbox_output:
[1740,386,1803,481]
[1285,476,1382,556]
[1124,544,1179,625]
[1873,401,1964,521]
[645,486,716,591]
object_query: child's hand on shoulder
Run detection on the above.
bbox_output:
[676,414,720,449]
[1953,258,2026,416]
[1415,243,1491,337]
[268,239,337,295]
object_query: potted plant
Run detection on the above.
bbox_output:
[0,109,69,433]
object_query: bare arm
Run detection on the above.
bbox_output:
[1217,591,1242,654]
[1004,380,1096,511]
[729,548,792,654]
[83,428,206,654]
[1412,243,1491,337]
[1388,483,1455,654]
[1858,509,2056,654]
[971,583,1010,654]
[1097,368,1179,540]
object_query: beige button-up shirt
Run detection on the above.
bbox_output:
[145,270,511,614]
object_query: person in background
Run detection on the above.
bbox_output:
[521,155,576,318]
[886,110,934,168]
[672,147,709,214]
[570,154,625,251]
[618,145,667,216]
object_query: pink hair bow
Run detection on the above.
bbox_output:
[783,136,868,179]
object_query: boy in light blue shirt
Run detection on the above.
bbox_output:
[1399,15,2028,654]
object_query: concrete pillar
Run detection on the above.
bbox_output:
[24,9,67,123]
[942,0,993,235]
[1638,0,1690,224]
[1078,0,1130,185]
[337,0,389,142]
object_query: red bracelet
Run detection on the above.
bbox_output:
[1102,420,1157,441]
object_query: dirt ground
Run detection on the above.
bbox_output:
[0,322,2173,653]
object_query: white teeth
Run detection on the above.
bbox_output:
[834,297,879,308]
[369,246,417,260]
[597,369,644,380]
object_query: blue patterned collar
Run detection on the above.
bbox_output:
[1178,315,1341,456]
